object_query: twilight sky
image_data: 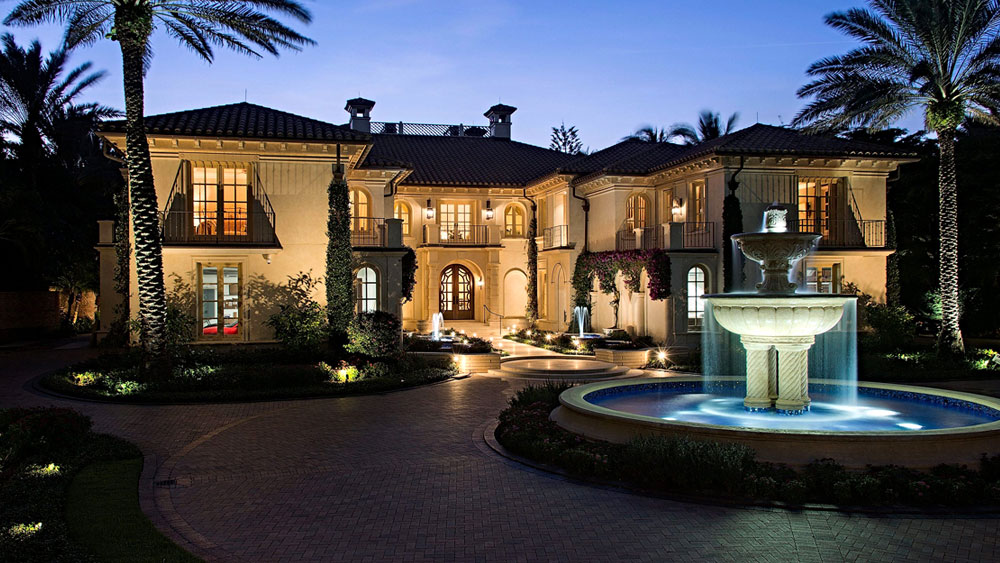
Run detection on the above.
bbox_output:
[1,0,924,150]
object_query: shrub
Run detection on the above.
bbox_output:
[452,336,493,354]
[403,336,446,352]
[359,361,391,380]
[346,311,401,358]
[266,301,328,356]
[620,435,758,494]
[509,381,573,408]
[319,361,360,383]
[1,408,93,463]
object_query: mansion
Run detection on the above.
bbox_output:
[95,99,916,347]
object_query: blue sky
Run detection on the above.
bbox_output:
[1,0,924,149]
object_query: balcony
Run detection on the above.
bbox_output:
[422,223,496,246]
[351,217,387,247]
[543,225,570,249]
[792,219,887,249]
[161,209,279,247]
[615,222,717,252]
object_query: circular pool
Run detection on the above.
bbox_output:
[551,377,1000,468]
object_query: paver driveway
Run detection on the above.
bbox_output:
[2,339,999,562]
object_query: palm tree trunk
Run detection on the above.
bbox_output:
[936,127,964,356]
[118,37,168,357]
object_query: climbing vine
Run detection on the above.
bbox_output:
[326,170,355,340]
[571,249,671,326]
[525,209,539,325]
[401,246,417,303]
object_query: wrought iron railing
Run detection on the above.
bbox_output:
[792,219,886,248]
[371,121,493,137]
[161,210,278,246]
[682,221,715,249]
[423,223,491,245]
[543,225,569,249]
[351,217,386,247]
[615,225,661,251]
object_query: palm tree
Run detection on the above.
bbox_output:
[4,1,315,357]
[668,110,739,145]
[792,0,1000,356]
[0,33,110,167]
[622,125,670,143]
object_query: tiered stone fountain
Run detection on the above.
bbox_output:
[706,206,853,414]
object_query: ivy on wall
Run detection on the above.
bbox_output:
[326,170,355,340]
[571,249,671,327]
[401,246,417,303]
[526,210,539,325]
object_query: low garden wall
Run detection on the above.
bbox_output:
[594,348,650,368]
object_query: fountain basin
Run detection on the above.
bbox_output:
[551,377,1000,468]
[705,294,854,338]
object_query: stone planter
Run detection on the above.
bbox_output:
[454,352,502,374]
[594,348,650,369]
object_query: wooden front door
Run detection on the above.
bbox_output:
[440,264,474,320]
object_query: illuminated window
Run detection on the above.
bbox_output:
[191,165,249,237]
[199,263,241,338]
[355,266,378,313]
[690,180,706,223]
[439,203,472,240]
[349,186,371,233]
[394,201,411,236]
[504,205,524,237]
[804,262,842,294]
[687,266,707,330]
[625,194,648,229]
[797,177,841,236]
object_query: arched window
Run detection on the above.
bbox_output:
[394,201,411,236]
[355,266,378,313]
[349,186,370,232]
[504,204,525,237]
[687,266,707,330]
[626,194,648,229]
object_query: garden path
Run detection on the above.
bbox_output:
[1,337,998,562]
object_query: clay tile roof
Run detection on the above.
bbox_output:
[362,134,576,187]
[98,102,369,142]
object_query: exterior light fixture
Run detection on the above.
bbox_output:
[425,199,435,220]
[672,197,683,214]
[476,278,484,287]
[484,199,495,221]
[657,350,667,361]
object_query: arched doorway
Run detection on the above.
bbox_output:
[440,264,474,320]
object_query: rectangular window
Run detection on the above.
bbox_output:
[439,203,472,241]
[690,180,706,223]
[191,164,250,239]
[199,263,241,338]
[803,262,842,294]
[798,177,842,236]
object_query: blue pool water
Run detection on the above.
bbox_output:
[585,383,1000,432]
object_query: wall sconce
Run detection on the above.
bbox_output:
[672,197,684,214]
[476,278,484,287]
[425,198,435,220]
[263,253,272,265]
[484,199,494,221]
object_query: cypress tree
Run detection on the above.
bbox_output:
[525,203,539,326]
[326,166,355,342]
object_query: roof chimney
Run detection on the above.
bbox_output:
[345,98,375,133]
[485,103,516,139]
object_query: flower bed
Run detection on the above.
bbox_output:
[495,383,1000,508]
[42,348,456,404]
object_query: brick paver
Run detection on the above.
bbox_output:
[2,337,998,562]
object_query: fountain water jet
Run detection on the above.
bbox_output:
[431,312,444,341]
[573,306,589,339]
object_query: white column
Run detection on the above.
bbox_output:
[773,336,814,414]
[741,336,773,411]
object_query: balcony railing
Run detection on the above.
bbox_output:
[615,225,662,251]
[351,217,386,247]
[681,221,715,249]
[371,121,493,137]
[161,209,278,247]
[543,225,570,249]
[792,219,886,248]
[422,223,491,246]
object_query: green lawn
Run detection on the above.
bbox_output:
[67,459,202,563]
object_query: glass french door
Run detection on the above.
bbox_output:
[199,263,241,338]
[439,203,472,242]
[440,264,474,320]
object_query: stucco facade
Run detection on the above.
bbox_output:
[96,101,915,347]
